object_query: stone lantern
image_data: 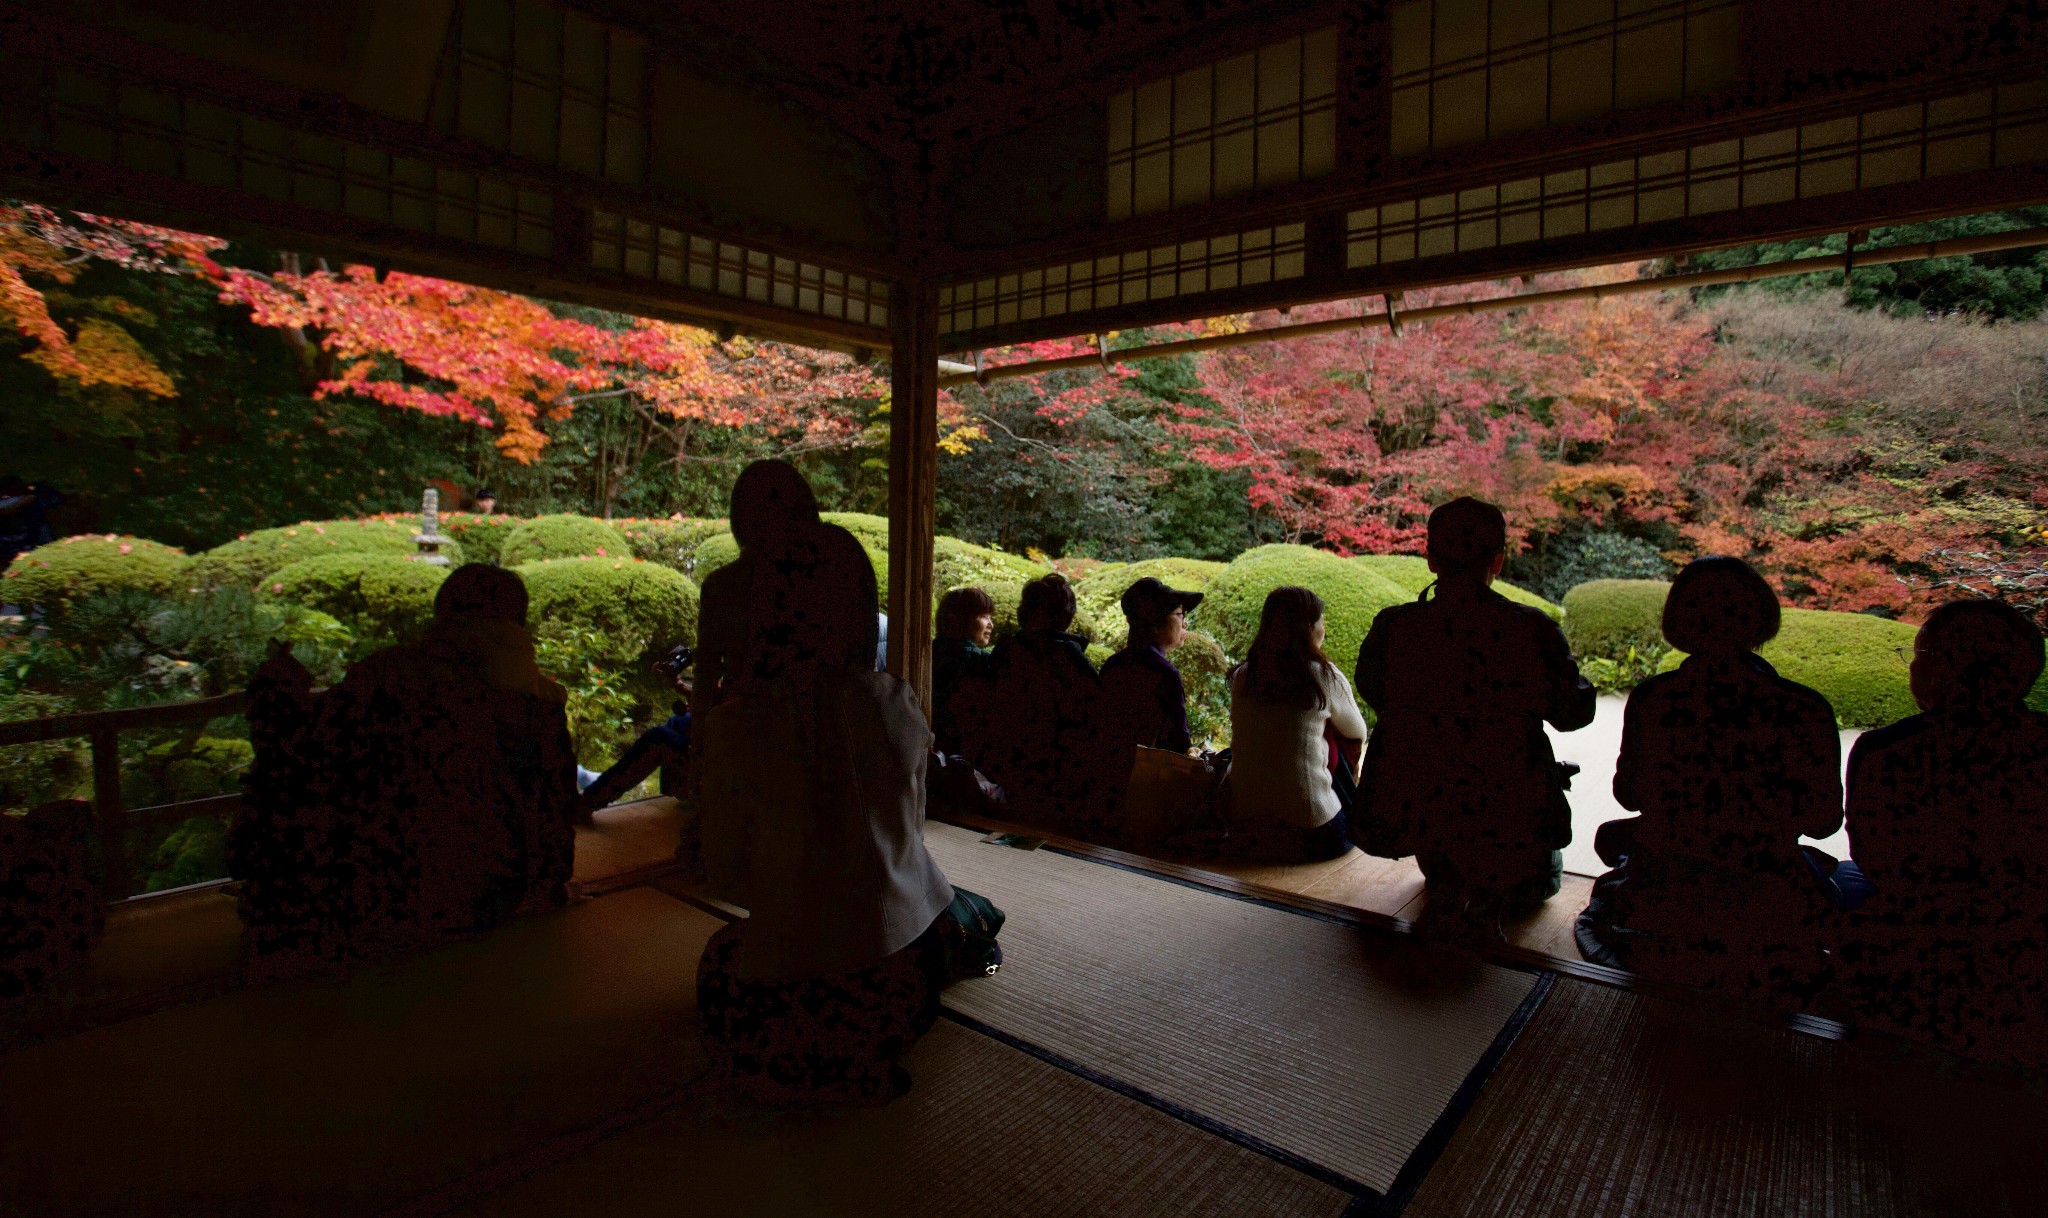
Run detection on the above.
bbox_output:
[415,487,451,566]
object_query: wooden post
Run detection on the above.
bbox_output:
[886,280,940,716]
[89,726,131,901]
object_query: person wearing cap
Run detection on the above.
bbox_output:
[1353,497,1595,935]
[470,487,499,515]
[1100,576,1204,755]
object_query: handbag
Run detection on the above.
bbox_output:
[940,886,1005,981]
[1121,745,1220,847]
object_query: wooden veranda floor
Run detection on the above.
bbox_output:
[5,797,2044,1217]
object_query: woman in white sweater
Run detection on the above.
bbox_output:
[1226,586,1368,861]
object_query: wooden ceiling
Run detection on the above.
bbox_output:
[1,0,2044,354]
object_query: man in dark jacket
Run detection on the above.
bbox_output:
[1354,498,1595,932]
[1099,577,1201,756]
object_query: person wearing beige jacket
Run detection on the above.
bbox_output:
[1225,586,1367,862]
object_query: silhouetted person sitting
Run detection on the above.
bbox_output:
[1839,598,2048,1069]
[233,564,577,965]
[955,573,1102,835]
[1355,497,1594,934]
[0,474,61,576]
[931,586,996,757]
[1225,587,1365,862]
[1578,557,1841,1004]
[1,799,104,1004]
[693,459,962,1105]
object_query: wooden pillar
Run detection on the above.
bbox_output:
[886,280,940,715]
[90,727,131,901]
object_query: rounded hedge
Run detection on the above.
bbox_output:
[189,519,458,590]
[934,536,1045,592]
[1196,544,1412,673]
[616,517,728,572]
[1177,629,1232,747]
[690,529,889,610]
[1073,557,1227,650]
[820,512,890,547]
[516,557,700,663]
[499,514,632,568]
[263,553,450,642]
[1561,579,1672,663]
[1656,607,1919,729]
[440,513,525,566]
[1351,554,1560,619]
[2,535,189,608]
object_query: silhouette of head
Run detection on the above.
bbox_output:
[936,586,996,645]
[729,460,820,551]
[1663,556,1780,656]
[0,475,26,497]
[1242,585,1331,709]
[434,564,528,625]
[1427,497,1507,580]
[1019,573,1077,634]
[1912,598,2044,710]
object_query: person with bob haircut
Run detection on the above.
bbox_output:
[1579,556,1842,1004]
[954,573,1102,834]
[931,586,996,756]
[233,563,578,964]
[1225,586,1367,861]
[1354,497,1595,935]
[1838,597,2048,1069]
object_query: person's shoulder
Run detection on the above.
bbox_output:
[1752,658,1838,720]
[1853,712,1932,759]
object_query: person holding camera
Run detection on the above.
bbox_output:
[574,643,695,820]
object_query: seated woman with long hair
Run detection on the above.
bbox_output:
[1579,556,1842,1004]
[693,459,968,1106]
[1225,586,1365,862]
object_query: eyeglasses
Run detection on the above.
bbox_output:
[1892,646,1921,664]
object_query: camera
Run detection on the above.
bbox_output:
[654,644,694,676]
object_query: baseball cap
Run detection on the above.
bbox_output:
[1121,576,1203,623]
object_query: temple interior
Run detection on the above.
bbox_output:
[4,1,2048,1214]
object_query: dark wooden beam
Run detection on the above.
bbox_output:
[885,280,940,716]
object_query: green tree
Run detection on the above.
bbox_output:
[1691,208,2048,319]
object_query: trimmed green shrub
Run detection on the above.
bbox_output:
[690,532,742,581]
[499,514,631,568]
[1195,544,1412,673]
[616,518,728,572]
[1350,554,1561,619]
[1071,557,1227,650]
[2,535,189,609]
[691,529,889,609]
[1647,609,1917,727]
[1658,609,1919,729]
[1177,629,1232,748]
[440,513,525,566]
[516,557,701,661]
[1561,580,1671,660]
[1760,610,1919,729]
[934,536,1045,591]
[820,512,890,547]
[263,554,449,643]
[189,519,457,591]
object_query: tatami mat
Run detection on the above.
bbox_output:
[0,888,722,1218]
[923,822,1542,1194]
[450,1017,1355,1218]
[1404,977,2048,1218]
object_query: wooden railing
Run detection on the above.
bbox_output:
[0,691,250,901]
